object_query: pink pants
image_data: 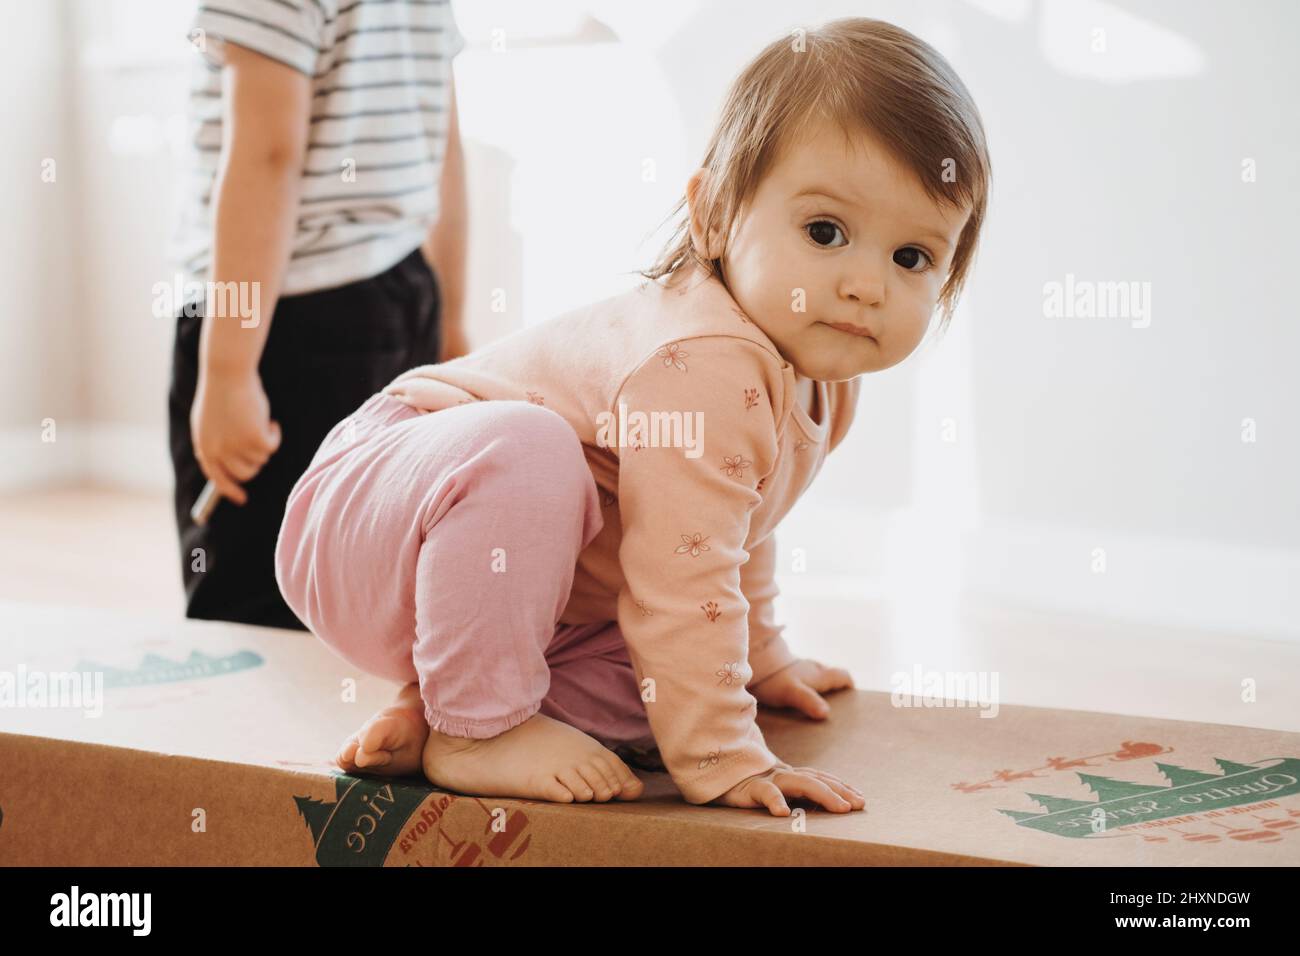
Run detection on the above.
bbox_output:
[275,391,655,752]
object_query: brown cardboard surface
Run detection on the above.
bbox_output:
[1,600,1298,866]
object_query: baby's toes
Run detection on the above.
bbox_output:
[360,713,420,755]
[556,767,598,802]
[357,719,398,759]
[354,745,393,769]
[353,712,428,775]
[603,755,645,800]
[335,734,361,771]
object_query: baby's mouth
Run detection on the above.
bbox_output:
[823,321,877,342]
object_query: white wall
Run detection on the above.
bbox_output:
[0,0,83,486]
[2,0,1296,638]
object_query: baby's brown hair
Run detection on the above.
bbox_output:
[643,17,992,335]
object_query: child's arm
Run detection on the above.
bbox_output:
[203,41,309,372]
[613,335,786,805]
[191,40,311,504]
[422,75,469,362]
[738,533,798,686]
[744,374,865,678]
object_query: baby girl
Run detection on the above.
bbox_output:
[275,17,990,816]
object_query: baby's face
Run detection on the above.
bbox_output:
[718,119,970,381]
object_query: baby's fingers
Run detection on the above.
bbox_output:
[816,665,855,691]
[790,682,831,719]
[804,770,866,809]
[792,765,865,800]
[778,772,855,813]
[752,779,791,817]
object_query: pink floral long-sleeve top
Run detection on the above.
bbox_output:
[382,264,862,804]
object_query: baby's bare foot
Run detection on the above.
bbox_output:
[336,706,429,777]
[422,712,645,803]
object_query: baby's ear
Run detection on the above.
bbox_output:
[685,168,725,260]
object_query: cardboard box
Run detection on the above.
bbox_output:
[2,600,1298,866]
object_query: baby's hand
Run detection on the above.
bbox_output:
[749,658,854,719]
[710,761,865,816]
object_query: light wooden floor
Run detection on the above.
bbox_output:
[0,486,185,618]
[1,486,1297,733]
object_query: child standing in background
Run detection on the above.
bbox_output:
[168,0,469,629]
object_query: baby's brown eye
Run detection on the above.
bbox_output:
[806,220,846,247]
[893,247,931,272]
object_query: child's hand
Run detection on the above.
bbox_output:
[190,366,282,506]
[711,761,865,815]
[749,658,854,719]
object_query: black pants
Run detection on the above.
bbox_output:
[168,247,442,630]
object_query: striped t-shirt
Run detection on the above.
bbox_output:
[172,0,465,297]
